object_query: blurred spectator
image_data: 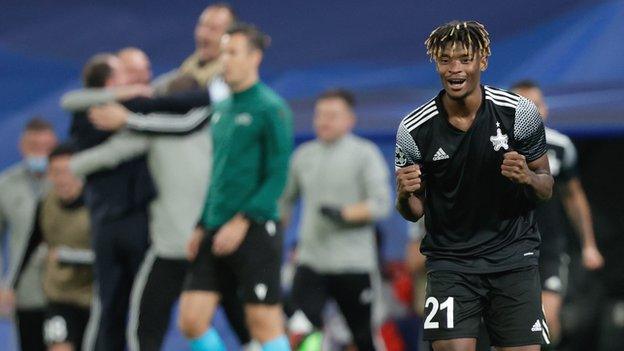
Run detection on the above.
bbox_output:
[65,53,211,350]
[558,137,624,351]
[182,3,235,86]
[281,89,392,351]
[512,80,604,348]
[0,117,57,351]
[69,53,153,351]
[153,3,236,101]
[15,144,93,351]
[175,22,292,351]
[63,76,251,351]
[118,47,152,86]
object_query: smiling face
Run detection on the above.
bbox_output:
[435,42,488,101]
[195,7,234,63]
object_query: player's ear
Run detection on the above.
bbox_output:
[251,48,263,66]
[480,55,488,71]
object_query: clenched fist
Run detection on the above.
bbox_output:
[396,164,424,199]
[501,151,532,184]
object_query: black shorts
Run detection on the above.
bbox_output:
[183,220,283,304]
[43,303,90,348]
[539,252,567,294]
[423,265,551,347]
[291,265,375,351]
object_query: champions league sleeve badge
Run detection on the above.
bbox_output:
[490,122,509,151]
[395,144,407,167]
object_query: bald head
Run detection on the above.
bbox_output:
[118,47,152,85]
[195,5,236,63]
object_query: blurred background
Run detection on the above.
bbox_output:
[1,0,623,350]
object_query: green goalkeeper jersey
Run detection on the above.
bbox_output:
[201,82,293,229]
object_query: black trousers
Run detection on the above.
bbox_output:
[84,210,150,351]
[16,308,46,351]
[127,250,251,351]
[292,265,375,351]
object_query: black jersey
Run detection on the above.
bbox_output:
[534,128,578,258]
[395,85,548,273]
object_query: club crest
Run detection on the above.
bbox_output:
[490,122,509,151]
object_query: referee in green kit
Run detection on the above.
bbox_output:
[178,23,293,351]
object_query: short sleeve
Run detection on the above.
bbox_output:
[559,136,579,181]
[395,122,422,170]
[514,97,547,162]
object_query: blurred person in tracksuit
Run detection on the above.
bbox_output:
[80,23,292,350]
[62,75,254,351]
[280,89,392,351]
[15,144,93,351]
[0,117,57,351]
[512,81,604,349]
[152,3,236,100]
[68,52,209,351]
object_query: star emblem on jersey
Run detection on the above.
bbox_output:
[432,147,449,161]
[254,283,267,301]
[490,122,509,151]
[395,145,407,167]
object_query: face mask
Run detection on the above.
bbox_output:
[25,156,48,174]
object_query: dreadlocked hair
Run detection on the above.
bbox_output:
[425,20,491,61]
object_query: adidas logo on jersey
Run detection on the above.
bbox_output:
[531,320,542,332]
[433,147,449,161]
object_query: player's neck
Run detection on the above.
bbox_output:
[231,74,259,94]
[442,85,482,120]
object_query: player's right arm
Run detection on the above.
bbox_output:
[396,165,425,221]
[394,122,425,222]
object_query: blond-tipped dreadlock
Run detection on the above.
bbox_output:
[425,20,491,61]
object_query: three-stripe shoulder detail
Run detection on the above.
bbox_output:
[484,86,520,109]
[402,98,438,132]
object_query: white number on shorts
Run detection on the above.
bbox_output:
[424,297,455,329]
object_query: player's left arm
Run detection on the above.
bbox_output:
[561,178,604,269]
[503,97,554,201]
[501,152,553,201]
[556,138,604,269]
